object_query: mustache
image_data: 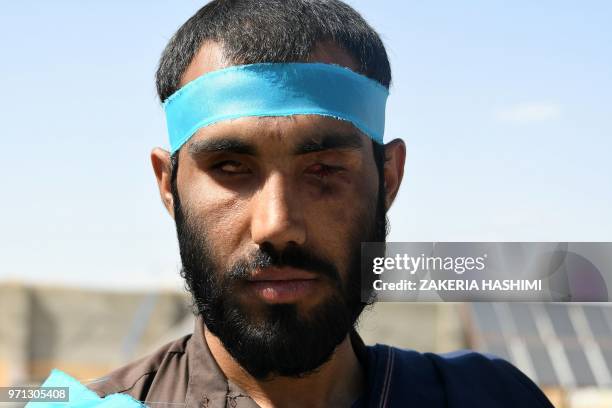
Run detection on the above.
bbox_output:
[227,243,341,284]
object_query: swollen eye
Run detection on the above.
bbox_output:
[307,163,342,178]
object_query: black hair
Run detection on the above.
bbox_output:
[158,0,391,192]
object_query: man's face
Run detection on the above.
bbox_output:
[158,42,393,379]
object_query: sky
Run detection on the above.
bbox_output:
[1,1,611,290]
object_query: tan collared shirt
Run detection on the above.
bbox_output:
[88,317,370,408]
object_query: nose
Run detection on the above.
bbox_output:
[250,171,307,249]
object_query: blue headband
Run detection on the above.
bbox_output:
[163,63,389,154]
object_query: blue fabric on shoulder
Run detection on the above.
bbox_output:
[25,369,145,408]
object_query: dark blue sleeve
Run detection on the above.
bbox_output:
[424,350,554,408]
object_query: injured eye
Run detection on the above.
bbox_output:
[211,160,252,175]
[305,163,345,179]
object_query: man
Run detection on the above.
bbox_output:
[89,1,554,407]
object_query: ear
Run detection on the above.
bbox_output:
[383,139,406,210]
[151,147,176,218]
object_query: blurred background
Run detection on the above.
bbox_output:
[1,1,611,407]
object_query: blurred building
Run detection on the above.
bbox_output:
[0,282,190,387]
[1,282,611,407]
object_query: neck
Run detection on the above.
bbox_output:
[204,328,365,408]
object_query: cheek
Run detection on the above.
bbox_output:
[181,180,250,258]
[302,176,377,268]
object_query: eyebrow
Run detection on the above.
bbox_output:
[294,132,364,155]
[188,137,256,156]
[188,131,364,157]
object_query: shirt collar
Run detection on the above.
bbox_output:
[186,316,372,408]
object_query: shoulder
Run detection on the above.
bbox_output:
[426,349,553,406]
[369,345,553,408]
[87,333,191,400]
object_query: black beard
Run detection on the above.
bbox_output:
[172,182,387,380]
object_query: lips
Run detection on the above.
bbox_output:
[248,266,318,281]
[247,266,320,303]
